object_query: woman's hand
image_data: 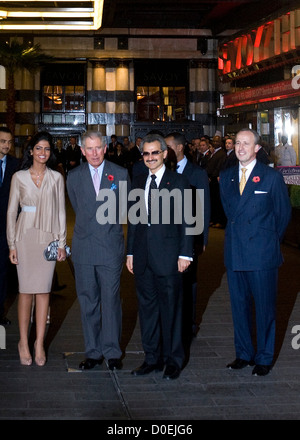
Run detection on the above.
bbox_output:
[9,249,18,265]
[57,247,67,262]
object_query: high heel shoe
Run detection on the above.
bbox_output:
[34,342,46,367]
[18,342,32,366]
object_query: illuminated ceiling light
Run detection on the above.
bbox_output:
[0,0,104,30]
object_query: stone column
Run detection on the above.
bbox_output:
[115,61,130,137]
[89,61,106,135]
[19,68,35,137]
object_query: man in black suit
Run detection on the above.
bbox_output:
[105,134,119,160]
[222,136,237,170]
[195,139,211,170]
[206,135,227,228]
[256,143,271,165]
[165,132,210,342]
[65,135,82,175]
[126,133,193,380]
[0,127,19,325]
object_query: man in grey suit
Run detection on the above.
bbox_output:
[67,131,130,371]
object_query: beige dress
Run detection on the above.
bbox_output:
[6,168,67,293]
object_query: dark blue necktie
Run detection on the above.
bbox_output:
[0,159,3,187]
[148,174,157,223]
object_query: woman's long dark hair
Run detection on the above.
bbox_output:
[20,131,57,170]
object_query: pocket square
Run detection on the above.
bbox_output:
[254,190,268,194]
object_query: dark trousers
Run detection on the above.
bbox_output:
[135,266,185,368]
[0,236,9,318]
[209,178,226,226]
[182,255,198,345]
[226,268,278,365]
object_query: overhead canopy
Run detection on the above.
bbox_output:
[0,0,297,34]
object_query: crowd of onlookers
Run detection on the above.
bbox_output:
[50,131,296,231]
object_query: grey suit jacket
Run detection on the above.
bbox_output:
[67,160,130,266]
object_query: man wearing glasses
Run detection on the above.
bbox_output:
[126,133,193,380]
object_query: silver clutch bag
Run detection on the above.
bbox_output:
[44,240,71,261]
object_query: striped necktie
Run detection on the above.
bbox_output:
[148,174,157,223]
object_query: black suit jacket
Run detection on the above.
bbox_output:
[181,160,210,249]
[198,151,211,169]
[206,148,227,178]
[222,150,238,170]
[0,154,19,240]
[257,146,271,165]
[127,167,194,277]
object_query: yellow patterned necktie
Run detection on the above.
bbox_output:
[239,168,247,195]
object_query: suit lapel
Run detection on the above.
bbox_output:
[182,161,192,179]
[3,155,13,187]
[159,167,174,190]
[235,162,264,215]
[101,161,113,190]
[80,163,97,203]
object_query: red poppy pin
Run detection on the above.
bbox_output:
[108,174,114,181]
[252,176,260,183]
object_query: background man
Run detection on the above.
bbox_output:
[206,135,226,228]
[65,135,82,175]
[219,128,291,376]
[67,130,130,371]
[222,136,237,169]
[165,132,210,343]
[0,127,19,325]
[126,133,193,380]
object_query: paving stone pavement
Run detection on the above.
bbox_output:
[1,199,300,429]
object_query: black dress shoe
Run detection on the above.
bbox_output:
[131,361,163,376]
[0,317,11,326]
[163,364,181,380]
[252,364,271,376]
[79,357,103,370]
[108,358,122,370]
[226,358,254,369]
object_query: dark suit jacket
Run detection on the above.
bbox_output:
[67,160,130,266]
[65,144,82,172]
[257,146,271,165]
[198,151,211,169]
[181,160,210,249]
[206,148,226,178]
[219,161,291,271]
[0,154,19,239]
[127,167,194,277]
[132,159,147,178]
[222,150,238,170]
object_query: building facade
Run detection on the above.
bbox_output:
[0,29,219,151]
[0,4,299,159]
[218,7,300,162]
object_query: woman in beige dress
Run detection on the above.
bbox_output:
[7,131,67,366]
